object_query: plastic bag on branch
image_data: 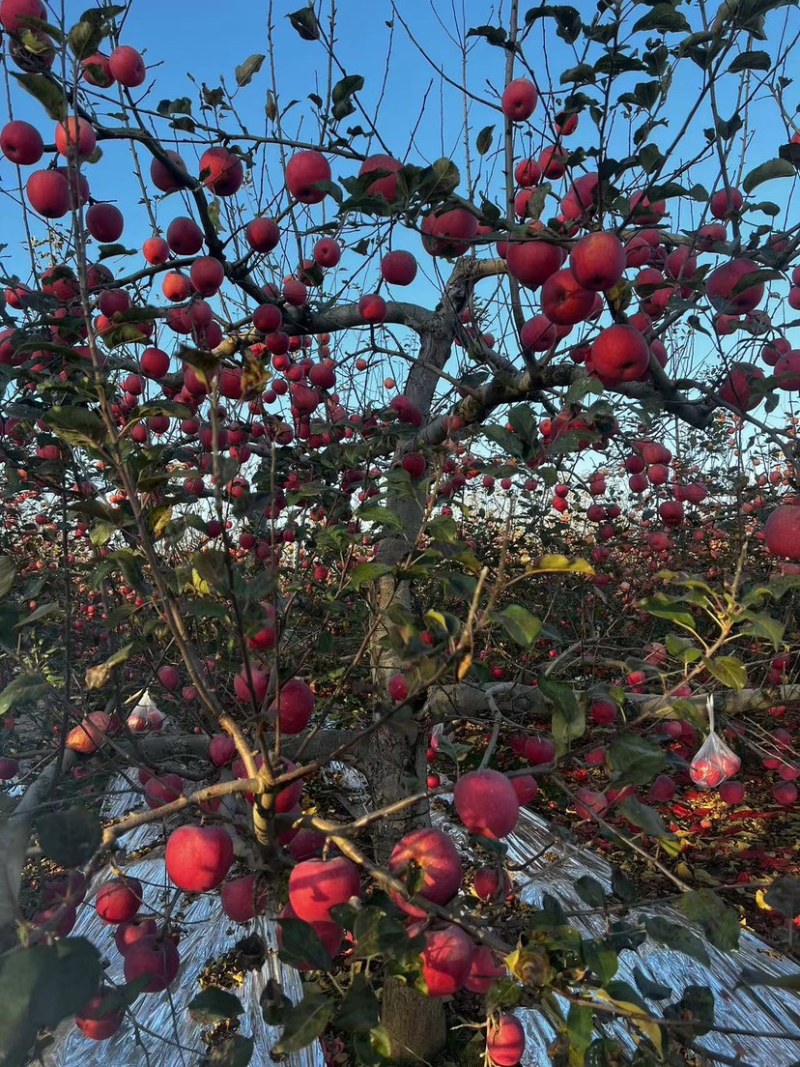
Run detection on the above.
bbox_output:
[689,696,740,789]
[125,688,165,733]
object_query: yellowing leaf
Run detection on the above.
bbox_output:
[594,990,662,1056]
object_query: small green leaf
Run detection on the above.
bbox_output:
[36,806,102,868]
[476,125,494,155]
[235,53,265,87]
[287,7,320,41]
[574,876,607,908]
[633,4,690,33]
[349,562,393,590]
[200,1034,254,1067]
[494,604,542,647]
[607,735,665,786]
[540,677,584,753]
[633,966,672,1000]
[188,987,244,1025]
[679,889,740,952]
[765,875,800,918]
[335,975,380,1032]
[14,602,59,628]
[639,594,696,631]
[619,796,672,839]
[273,986,335,1055]
[0,672,49,717]
[743,158,796,194]
[9,72,67,120]
[705,655,747,690]
[728,50,771,72]
[278,918,333,972]
[645,916,710,965]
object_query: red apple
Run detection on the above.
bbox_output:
[123,936,180,993]
[381,250,417,285]
[285,150,331,205]
[421,924,474,996]
[75,988,125,1041]
[501,78,538,121]
[388,827,463,917]
[108,45,146,87]
[453,769,519,839]
[221,874,268,923]
[0,119,43,165]
[487,1014,526,1066]
[165,825,234,893]
[288,856,361,922]
[96,877,143,924]
[570,231,626,291]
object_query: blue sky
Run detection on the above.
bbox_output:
[2,0,800,429]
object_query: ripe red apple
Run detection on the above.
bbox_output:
[221,874,268,923]
[420,924,474,996]
[388,827,463,917]
[764,505,800,559]
[0,756,19,779]
[473,867,512,902]
[464,944,506,993]
[55,116,96,159]
[774,781,798,805]
[0,119,43,165]
[570,231,626,291]
[81,51,114,86]
[209,733,236,767]
[487,1014,526,1066]
[96,876,143,924]
[26,169,71,218]
[510,773,538,805]
[501,78,538,121]
[0,0,45,34]
[66,711,112,754]
[143,236,170,265]
[710,187,743,219]
[150,150,189,193]
[718,362,765,412]
[75,988,125,1041]
[233,665,269,705]
[575,788,608,819]
[381,250,417,285]
[588,324,650,384]
[540,268,594,325]
[313,237,341,267]
[165,824,234,893]
[288,856,361,923]
[141,347,170,379]
[719,780,745,805]
[167,216,204,255]
[268,677,315,735]
[454,769,519,839]
[504,236,563,290]
[359,153,403,200]
[706,257,763,314]
[285,150,332,204]
[199,147,243,197]
[123,936,180,993]
[387,673,409,702]
[144,773,183,808]
[650,774,676,802]
[190,256,225,296]
[108,45,146,87]
[523,736,556,766]
[359,293,387,323]
[86,203,124,243]
[421,207,478,257]
[246,217,280,252]
[114,915,158,955]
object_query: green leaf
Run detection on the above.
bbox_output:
[540,677,584,753]
[273,986,335,1055]
[740,610,784,649]
[679,889,740,952]
[633,4,690,33]
[705,656,747,690]
[574,876,607,908]
[9,72,67,120]
[0,938,103,1067]
[739,966,800,991]
[191,548,229,592]
[36,806,101,868]
[607,735,665,786]
[524,5,583,44]
[567,1002,593,1055]
[494,604,542,647]
[349,562,393,590]
[331,74,364,121]
[188,987,244,1025]
[0,672,48,717]
[235,53,265,87]
[200,1034,254,1067]
[633,966,672,1000]
[728,49,771,72]
[67,18,103,58]
[42,406,107,451]
[743,158,796,194]
[765,875,800,918]
[639,594,696,631]
[15,602,59,628]
[335,974,380,1032]
[277,918,333,971]
[357,505,404,532]
[287,6,320,41]
[0,557,15,599]
[466,24,508,47]
[619,796,672,839]
[85,641,134,689]
[645,916,710,965]
[582,939,619,986]
[476,124,495,155]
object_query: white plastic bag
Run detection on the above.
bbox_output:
[689,696,740,788]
